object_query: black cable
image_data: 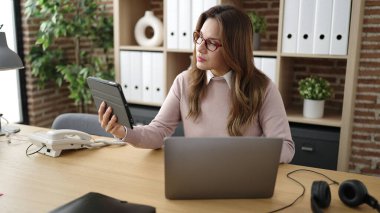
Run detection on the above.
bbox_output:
[267,169,339,213]
[26,144,45,156]
[288,169,340,185]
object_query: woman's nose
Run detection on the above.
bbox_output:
[197,40,207,53]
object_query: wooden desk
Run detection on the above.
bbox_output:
[1,125,379,212]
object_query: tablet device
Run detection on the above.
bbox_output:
[87,77,134,129]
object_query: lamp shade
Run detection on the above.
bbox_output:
[0,32,23,71]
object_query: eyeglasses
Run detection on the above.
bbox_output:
[193,31,222,52]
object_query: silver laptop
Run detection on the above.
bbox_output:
[164,137,282,199]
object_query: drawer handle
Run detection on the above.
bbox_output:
[301,146,314,152]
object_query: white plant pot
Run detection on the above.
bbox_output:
[303,99,325,118]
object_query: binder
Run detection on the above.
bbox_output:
[151,52,165,104]
[313,0,333,54]
[192,0,203,31]
[203,0,218,12]
[191,0,204,49]
[166,0,178,49]
[130,51,143,102]
[262,57,276,84]
[297,0,316,54]
[178,0,192,49]
[281,0,300,53]
[142,52,152,102]
[330,0,351,55]
[120,51,133,101]
[253,57,262,70]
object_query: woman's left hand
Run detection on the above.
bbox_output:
[98,101,126,139]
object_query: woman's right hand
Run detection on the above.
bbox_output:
[98,101,126,139]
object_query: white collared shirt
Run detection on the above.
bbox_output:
[206,70,233,89]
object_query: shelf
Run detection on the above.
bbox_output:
[286,106,341,127]
[119,46,164,52]
[166,49,193,53]
[253,50,278,57]
[281,52,348,59]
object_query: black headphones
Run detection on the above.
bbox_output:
[311,179,380,213]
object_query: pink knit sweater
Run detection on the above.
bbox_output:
[125,70,295,163]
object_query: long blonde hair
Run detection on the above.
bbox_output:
[187,5,269,136]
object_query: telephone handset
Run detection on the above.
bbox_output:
[45,129,92,141]
[28,129,126,157]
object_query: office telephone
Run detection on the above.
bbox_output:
[28,129,126,157]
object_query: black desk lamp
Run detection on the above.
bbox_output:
[0,25,24,135]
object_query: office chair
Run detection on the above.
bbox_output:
[51,113,113,137]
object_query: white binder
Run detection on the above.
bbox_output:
[130,51,143,102]
[142,52,152,102]
[192,0,203,31]
[203,0,218,11]
[330,0,351,55]
[191,0,204,49]
[282,0,300,53]
[262,57,277,84]
[166,0,178,49]
[253,57,262,70]
[178,0,192,49]
[297,0,316,54]
[313,0,333,54]
[120,51,133,101]
[151,52,165,104]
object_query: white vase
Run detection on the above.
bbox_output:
[134,11,163,47]
[303,99,325,118]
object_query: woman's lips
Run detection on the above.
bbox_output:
[197,56,206,62]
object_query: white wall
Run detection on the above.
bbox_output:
[0,0,23,123]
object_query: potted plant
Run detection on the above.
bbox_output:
[25,0,114,113]
[247,11,267,50]
[298,76,333,118]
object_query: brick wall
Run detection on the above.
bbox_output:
[242,0,279,51]
[20,0,380,176]
[291,58,346,112]
[349,0,380,176]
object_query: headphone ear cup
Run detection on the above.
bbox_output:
[311,181,331,212]
[338,179,368,207]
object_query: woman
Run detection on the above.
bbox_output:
[99,5,295,163]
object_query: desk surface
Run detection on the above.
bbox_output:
[0,124,379,213]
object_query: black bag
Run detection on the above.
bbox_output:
[50,192,156,213]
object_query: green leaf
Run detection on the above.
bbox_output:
[25,0,114,111]
[298,76,333,100]
[247,11,267,34]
